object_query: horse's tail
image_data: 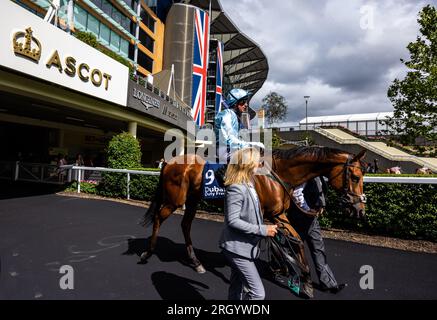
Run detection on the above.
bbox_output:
[140,162,166,227]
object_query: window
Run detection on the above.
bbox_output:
[120,39,129,57]
[110,30,121,51]
[130,20,137,35]
[129,43,135,60]
[87,14,100,35]
[74,5,88,30]
[138,51,153,73]
[144,0,157,14]
[112,9,122,25]
[102,0,112,16]
[90,0,102,7]
[121,16,130,31]
[139,29,154,52]
[100,23,110,45]
[140,9,155,33]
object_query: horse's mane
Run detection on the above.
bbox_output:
[272,146,349,161]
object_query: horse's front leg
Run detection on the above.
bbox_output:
[181,196,206,273]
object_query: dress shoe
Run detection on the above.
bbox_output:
[320,283,347,294]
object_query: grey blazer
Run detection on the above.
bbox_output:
[219,183,267,259]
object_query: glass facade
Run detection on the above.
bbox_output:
[91,0,134,36]
[74,4,130,59]
[18,0,161,75]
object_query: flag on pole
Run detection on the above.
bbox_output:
[215,41,224,114]
[191,8,210,127]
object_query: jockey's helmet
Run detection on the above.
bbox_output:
[226,88,252,107]
[225,88,256,120]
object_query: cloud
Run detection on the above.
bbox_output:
[220,0,428,123]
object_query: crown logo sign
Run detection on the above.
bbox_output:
[13,27,42,62]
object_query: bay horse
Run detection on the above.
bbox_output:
[140,146,367,297]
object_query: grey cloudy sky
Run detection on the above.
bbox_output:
[220,0,434,123]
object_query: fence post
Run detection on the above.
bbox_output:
[14,161,19,181]
[67,167,72,182]
[77,169,81,193]
[127,172,130,200]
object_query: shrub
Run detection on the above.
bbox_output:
[98,133,142,198]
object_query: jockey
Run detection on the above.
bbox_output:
[214,88,264,163]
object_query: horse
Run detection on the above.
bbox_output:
[386,166,402,174]
[140,146,367,297]
[416,167,433,174]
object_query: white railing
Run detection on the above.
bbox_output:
[62,165,160,200]
[4,161,65,184]
[363,176,437,184]
[63,165,436,199]
[1,162,435,197]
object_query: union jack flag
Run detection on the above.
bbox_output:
[191,8,210,127]
[215,41,224,114]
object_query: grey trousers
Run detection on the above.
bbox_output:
[289,211,338,289]
[223,250,265,300]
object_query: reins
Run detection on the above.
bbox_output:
[265,157,322,217]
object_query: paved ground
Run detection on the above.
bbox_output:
[1,193,436,300]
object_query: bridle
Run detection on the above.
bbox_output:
[331,155,367,208]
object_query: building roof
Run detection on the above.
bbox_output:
[298,112,394,125]
[186,0,269,96]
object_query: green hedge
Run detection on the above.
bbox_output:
[320,183,437,241]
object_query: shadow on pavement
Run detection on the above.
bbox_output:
[0,181,65,200]
[124,237,230,285]
[151,271,209,300]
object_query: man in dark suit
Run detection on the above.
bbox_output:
[288,177,347,294]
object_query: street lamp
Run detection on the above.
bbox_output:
[304,96,310,132]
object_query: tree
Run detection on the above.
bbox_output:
[383,5,437,154]
[261,92,288,125]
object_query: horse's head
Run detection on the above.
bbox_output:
[328,150,367,219]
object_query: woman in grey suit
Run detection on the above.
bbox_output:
[219,148,278,300]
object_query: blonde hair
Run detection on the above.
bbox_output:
[224,148,260,186]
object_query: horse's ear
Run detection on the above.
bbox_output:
[352,149,366,162]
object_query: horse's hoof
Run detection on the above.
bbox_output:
[140,251,152,261]
[194,264,206,274]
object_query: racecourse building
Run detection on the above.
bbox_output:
[1,0,268,171]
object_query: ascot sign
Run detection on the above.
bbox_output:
[1,1,128,106]
[13,27,112,91]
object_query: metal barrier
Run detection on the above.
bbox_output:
[62,165,160,200]
[363,176,437,184]
[2,161,65,184]
[62,165,437,200]
[1,162,435,197]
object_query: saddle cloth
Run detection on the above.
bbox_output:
[201,162,226,200]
